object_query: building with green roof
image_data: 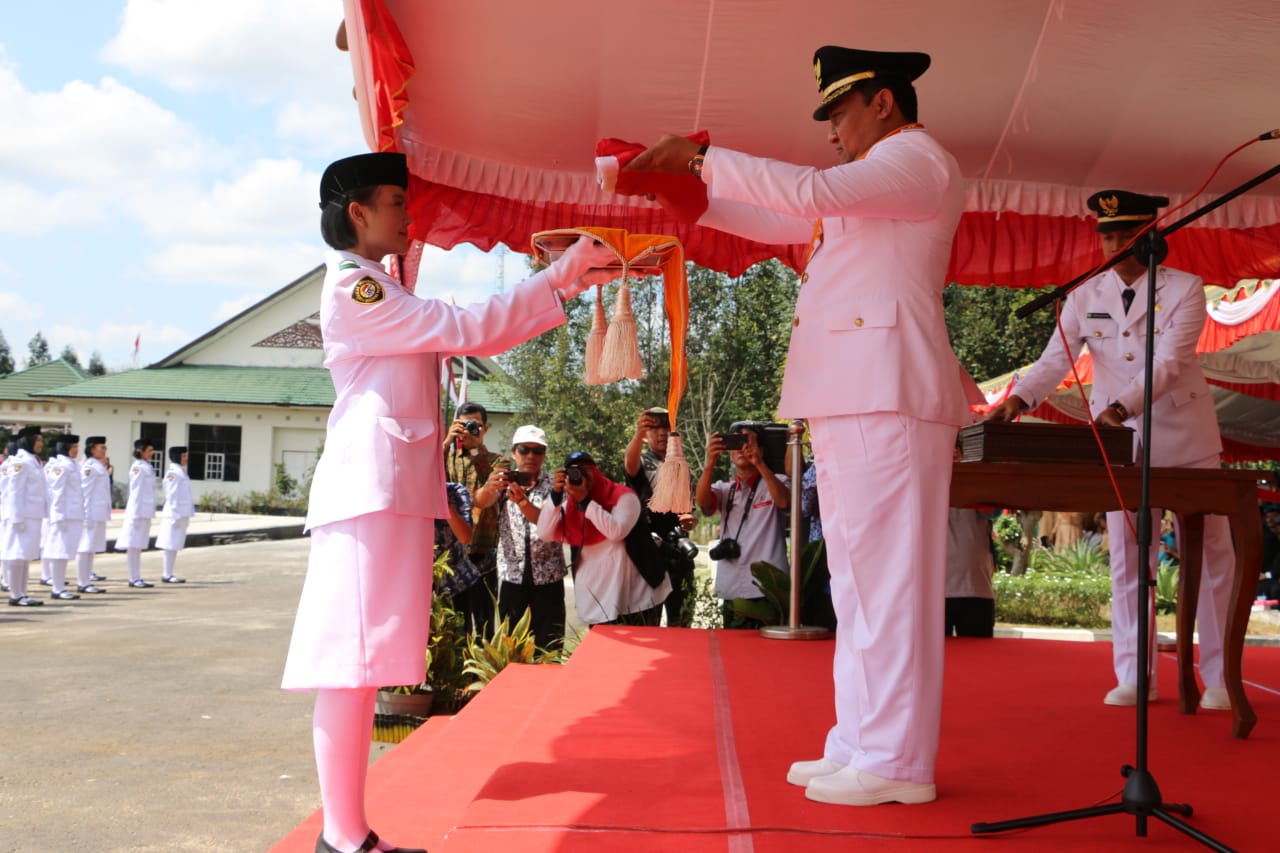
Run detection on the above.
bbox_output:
[0,358,87,438]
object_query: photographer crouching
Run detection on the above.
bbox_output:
[696,424,790,628]
[537,451,671,626]
[624,406,699,626]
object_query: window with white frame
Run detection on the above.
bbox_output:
[204,452,225,481]
[187,425,241,482]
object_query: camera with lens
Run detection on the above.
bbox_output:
[461,420,482,436]
[708,537,741,561]
[565,465,585,486]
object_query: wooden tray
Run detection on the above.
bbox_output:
[959,421,1134,465]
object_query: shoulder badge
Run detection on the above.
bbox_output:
[83,467,92,477]
[12,463,21,472]
[352,276,385,305]
[166,474,175,481]
[132,467,141,477]
[54,467,63,477]
[338,259,360,271]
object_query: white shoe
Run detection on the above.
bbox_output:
[805,766,936,806]
[1199,687,1231,711]
[1104,684,1157,706]
[786,757,846,787]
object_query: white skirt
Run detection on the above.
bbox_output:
[2,521,43,561]
[282,511,433,690]
[114,517,153,551]
[156,516,190,551]
[79,521,107,554]
[42,520,84,560]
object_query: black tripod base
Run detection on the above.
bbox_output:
[972,766,1235,852]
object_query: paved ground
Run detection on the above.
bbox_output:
[1,535,318,853]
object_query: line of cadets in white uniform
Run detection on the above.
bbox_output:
[1,428,195,606]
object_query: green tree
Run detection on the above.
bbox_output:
[497,259,799,483]
[943,283,1059,383]
[27,331,52,368]
[0,329,13,375]
[59,345,81,369]
[88,351,107,376]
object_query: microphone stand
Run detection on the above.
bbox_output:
[972,162,1279,851]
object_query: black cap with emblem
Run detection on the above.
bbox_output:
[1086,189,1169,233]
[54,434,80,456]
[85,435,106,451]
[812,46,931,121]
[169,446,188,464]
[319,152,409,209]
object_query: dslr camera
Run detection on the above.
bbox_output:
[461,420,483,436]
[565,465,586,486]
[708,537,741,561]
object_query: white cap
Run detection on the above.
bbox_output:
[511,425,547,447]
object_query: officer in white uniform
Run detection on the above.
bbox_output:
[989,189,1234,712]
[115,438,157,588]
[75,436,111,593]
[44,434,85,600]
[281,152,614,853]
[3,426,49,606]
[626,47,968,806]
[0,439,13,593]
[156,446,193,583]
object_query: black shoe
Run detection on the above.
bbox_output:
[50,590,81,600]
[161,576,186,584]
[9,596,45,607]
[315,830,427,853]
[89,573,108,582]
[38,578,53,586]
[128,579,154,589]
[77,584,107,594]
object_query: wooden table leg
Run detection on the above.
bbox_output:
[1226,491,1260,738]
[1175,513,1204,714]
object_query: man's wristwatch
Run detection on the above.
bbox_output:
[1108,401,1130,421]
[688,144,709,179]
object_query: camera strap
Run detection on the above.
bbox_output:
[721,477,759,545]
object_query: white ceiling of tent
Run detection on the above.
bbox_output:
[372,0,1280,205]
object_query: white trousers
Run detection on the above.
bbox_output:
[1107,454,1235,688]
[810,413,956,784]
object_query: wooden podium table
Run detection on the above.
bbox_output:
[952,462,1264,738]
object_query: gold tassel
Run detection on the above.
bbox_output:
[583,285,607,385]
[600,273,643,382]
[649,431,693,514]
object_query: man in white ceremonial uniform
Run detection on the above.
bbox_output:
[156,446,193,584]
[281,152,614,853]
[115,438,158,588]
[3,426,49,607]
[626,46,971,805]
[988,190,1235,711]
[75,436,111,593]
[44,434,85,600]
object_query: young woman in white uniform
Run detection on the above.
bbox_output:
[281,152,613,853]
[155,446,192,584]
[75,436,111,593]
[115,438,157,588]
[43,434,85,600]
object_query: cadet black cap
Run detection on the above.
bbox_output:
[168,446,188,463]
[17,425,42,439]
[134,437,154,451]
[1086,189,1170,233]
[85,436,106,451]
[812,46,931,121]
[319,152,409,209]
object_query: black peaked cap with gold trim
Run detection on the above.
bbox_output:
[812,46,930,121]
[319,152,409,209]
[1086,189,1169,233]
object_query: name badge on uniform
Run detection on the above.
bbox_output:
[1087,312,1111,319]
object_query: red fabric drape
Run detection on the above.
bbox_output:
[360,0,414,152]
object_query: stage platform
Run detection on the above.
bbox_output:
[271,628,1280,852]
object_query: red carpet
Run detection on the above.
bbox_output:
[272,628,1280,852]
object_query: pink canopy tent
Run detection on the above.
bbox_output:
[980,279,1280,460]
[338,0,1280,285]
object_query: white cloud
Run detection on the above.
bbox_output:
[0,291,46,328]
[102,0,350,102]
[275,98,365,156]
[143,240,321,290]
[214,293,269,322]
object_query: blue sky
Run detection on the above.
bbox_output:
[0,1,525,371]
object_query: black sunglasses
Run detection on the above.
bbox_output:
[514,445,546,455]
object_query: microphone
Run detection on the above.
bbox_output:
[1260,129,1280,141]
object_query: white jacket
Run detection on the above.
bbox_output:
[123,459,157,520]
[1,449,48,522]
[80,457,113,523]
[162,463,195,519]
[45,454,85,524]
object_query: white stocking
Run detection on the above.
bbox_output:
[50,559,68,594]
[8,560,30,598]
[127,548,142,582]
[41,557,53,582]
[77,552,94,586]
[163,550,178,579]
[313,687,377,851]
